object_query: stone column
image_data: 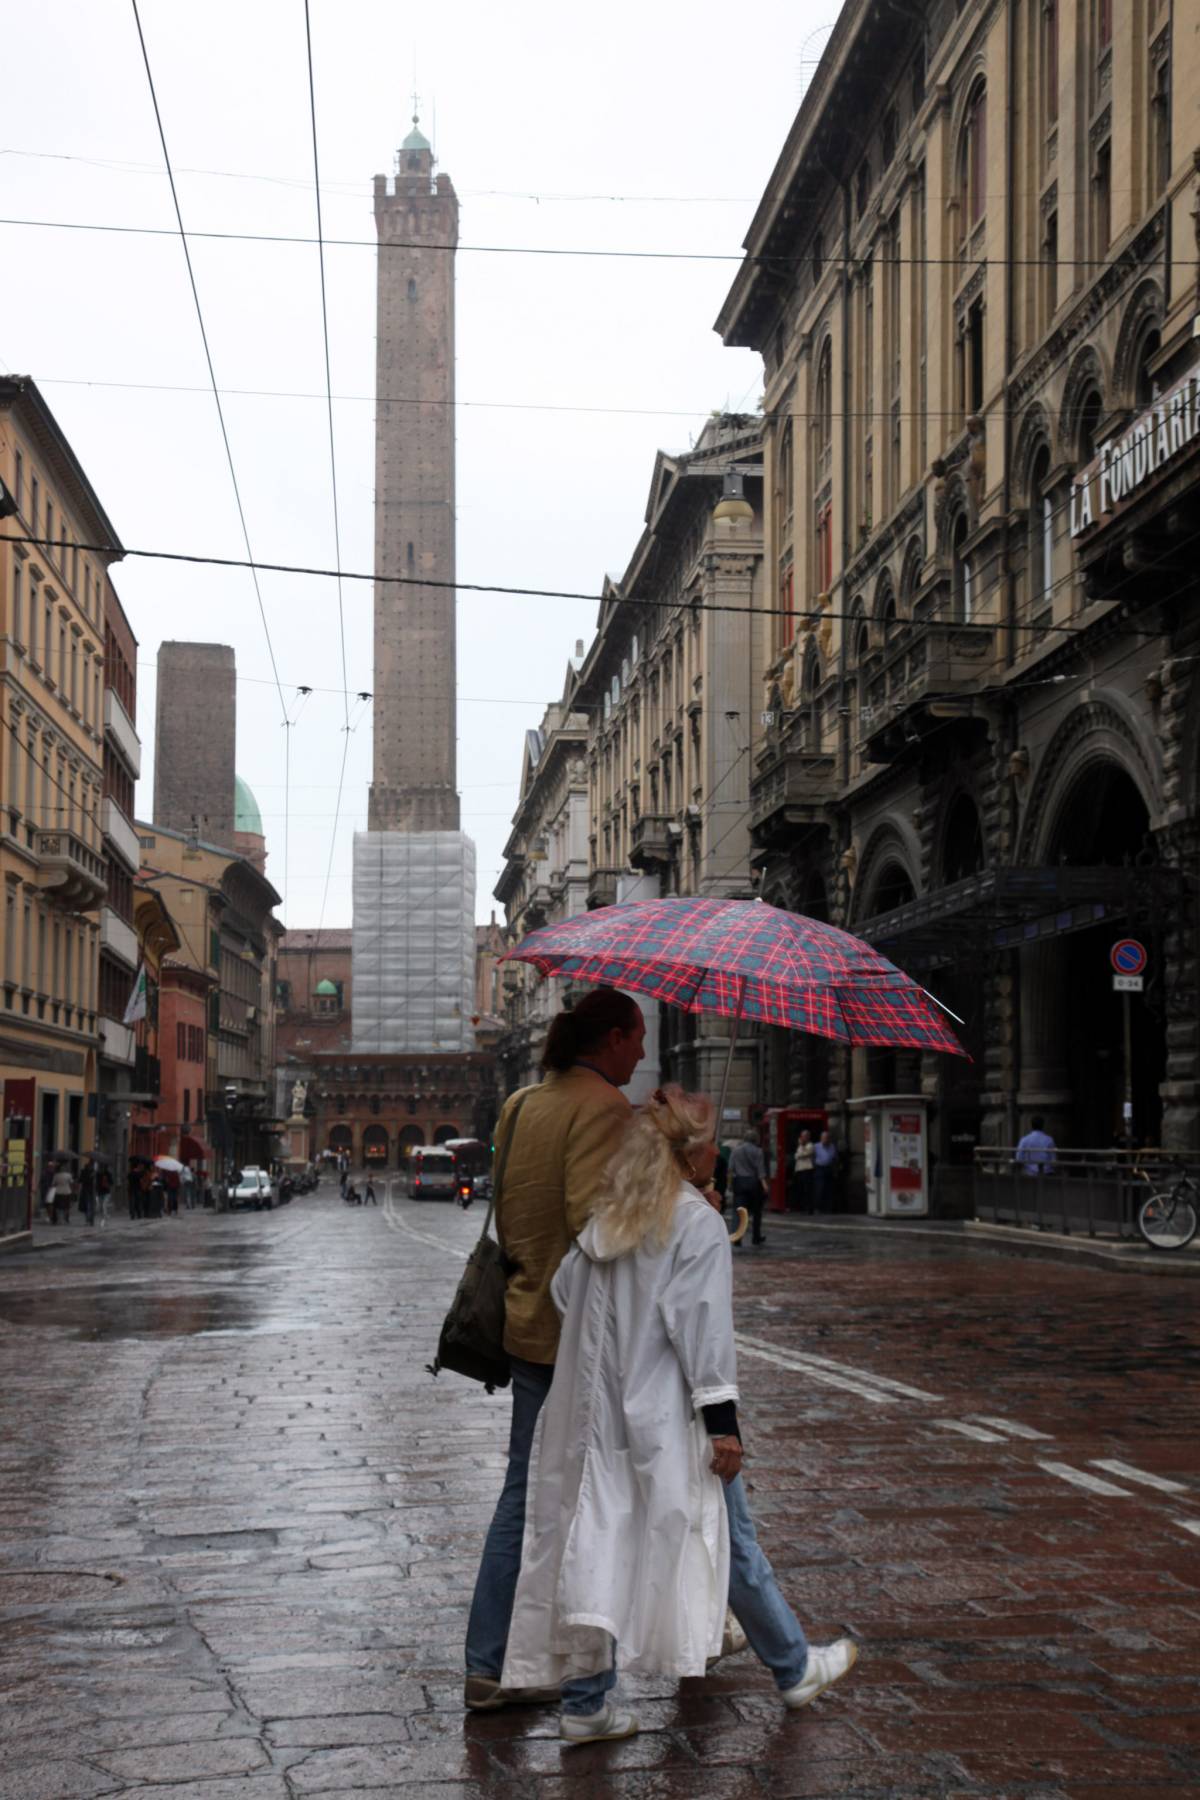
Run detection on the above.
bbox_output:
[1017,940,1073,1144]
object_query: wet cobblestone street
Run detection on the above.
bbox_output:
[2,1184,1199,1798]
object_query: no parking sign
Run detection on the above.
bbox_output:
[1110,939,1147,991]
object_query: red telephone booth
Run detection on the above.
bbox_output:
[762,1106,827,1212]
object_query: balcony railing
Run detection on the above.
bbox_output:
[98,1015,136,1067]
[629,813,674,870]
[36,829,107,908]
[103,687,142,779]
[863,618,994,762]
[749,746,836,844]
[587,866,620,909]
[100,905,139,969]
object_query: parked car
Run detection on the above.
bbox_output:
[404,1147,457,1200]
[232,1167,273,1211]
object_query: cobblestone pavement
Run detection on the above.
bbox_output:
[1,1185,1199,1799]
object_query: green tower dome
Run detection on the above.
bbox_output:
[234,774,263,837]
[314,979,338,997]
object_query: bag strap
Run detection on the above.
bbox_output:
[476,1088,531,1249]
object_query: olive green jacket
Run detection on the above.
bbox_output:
[494,1066,632,1363]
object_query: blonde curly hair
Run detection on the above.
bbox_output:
[590,1083,717,1256]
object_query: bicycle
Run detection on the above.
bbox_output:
[1134,1165,1199,1251]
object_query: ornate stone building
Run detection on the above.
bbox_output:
[572,414,767,1107]
[717,0,1200,1201]
[494,647,590,1092]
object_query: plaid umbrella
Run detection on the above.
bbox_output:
[505,896,966,1058]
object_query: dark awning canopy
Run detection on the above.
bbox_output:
[858,865,1178,969]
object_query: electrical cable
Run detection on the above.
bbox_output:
[128,0,291,918]
[3,210,1195,274]
[0,533,1140,640]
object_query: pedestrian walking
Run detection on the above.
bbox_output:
[813,1129,838,1211]
[181,1164,196,1210]
[791,1130,815,1212]
[364,1177,377,1205]
[727,1126,769,1245]
[38,1159,56,1222]
[78,1157,98,1227]
[96,1165,113,1227]
[501,1085,857,1743]
[164,1169,180,1216]
[464,985,645,1715]
[50,1161,74,1225]
[1016,1115,1056,1175]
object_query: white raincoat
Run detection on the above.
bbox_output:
[501,1184,738,1687]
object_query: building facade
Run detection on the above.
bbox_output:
[571,414,767,1107]
[307,1051,499,1168]
[154,642,237,847]
[137,822,282,1172]
[0,377,118,1243]
[494,648,590,1091]
[127,883,182,1167]
[96,584,146,1187]
[717,0,1200,1201]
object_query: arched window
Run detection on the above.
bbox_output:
[1134,328,1161,407]
[1077,385,1104,463]
[958,81,987,237]
[814,339,833,476]
[778,421,794,529]
[802,647,822,751]
[951,513,972,622]
[812,339,834,595]
[1028,447,1052,618]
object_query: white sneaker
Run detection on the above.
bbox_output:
[707,1608,748,1668]
[781,1638,858,1709]
[559,1701,639,1745]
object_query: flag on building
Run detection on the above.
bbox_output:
[123,964,148,1026]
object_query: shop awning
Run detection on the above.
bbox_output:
[859,865,1178,969]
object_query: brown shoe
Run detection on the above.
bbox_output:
[464,1674,559,1711]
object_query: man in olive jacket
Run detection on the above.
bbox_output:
[464,987,645,1713]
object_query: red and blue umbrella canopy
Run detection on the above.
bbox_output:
[506,896,966,1057]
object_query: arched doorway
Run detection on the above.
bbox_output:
[864,860,919,1095]
[935,793,987,1186]
[362,1124,389,1167]
[434,1123,459,1145]
[397,1125,424,1166]
[328,1124,353,1157]
[1031,761,1162,1147]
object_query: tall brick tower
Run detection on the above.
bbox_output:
[352,116,476,1056]
[368,113,459,833]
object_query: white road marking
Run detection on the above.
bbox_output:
[732,1333,944,1406]
[932,1420,1006,1443]
[1172,1518,1200,1539]
[1090,1459,1190,1495]
[381,1204,469,1261]
[1037,1461,1135,1498]
[967,1415,1053,1441]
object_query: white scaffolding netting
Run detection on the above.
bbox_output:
[352,831,477,1053]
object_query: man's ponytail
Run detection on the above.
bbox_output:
[541,986,641,1072]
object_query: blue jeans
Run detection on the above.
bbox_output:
[465,1356,614,1716]
[724,1472,809,1690]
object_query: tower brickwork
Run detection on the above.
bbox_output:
[368,122,459,833]
[154,641,236,846]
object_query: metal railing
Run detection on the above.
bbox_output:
[973,1146,1196,1240]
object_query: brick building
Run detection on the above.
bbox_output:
[153,641,237,847]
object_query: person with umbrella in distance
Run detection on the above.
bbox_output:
[500,1085,857,1743]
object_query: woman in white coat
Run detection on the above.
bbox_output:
[501,1085,856,1744]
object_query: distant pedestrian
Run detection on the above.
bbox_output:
[727,1126,769,1246]
[96,1166,113,1227]
[364,1178,377,1205]
[791,1130,815,1212]
[181,1164,196,1210]
[813,1131,838,1212]
[38,1160,56,1221]
[79,1158,98,1227]
[1016,1116,1056,1176]
[50,1162,74,1225]
[339,1170,348,1198]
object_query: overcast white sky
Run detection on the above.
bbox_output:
[5,0,828,925]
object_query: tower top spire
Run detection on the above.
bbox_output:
[402,93,431,154]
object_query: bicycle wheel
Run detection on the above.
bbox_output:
[1138,1189,1199,1250]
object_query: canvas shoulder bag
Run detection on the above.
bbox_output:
[427,1090,531,1394]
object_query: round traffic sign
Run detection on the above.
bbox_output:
[1110,938,1147,976]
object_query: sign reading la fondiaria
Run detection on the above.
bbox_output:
[1069,362,1200,542]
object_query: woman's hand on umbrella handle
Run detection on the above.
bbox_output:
[710,1435,743,1484]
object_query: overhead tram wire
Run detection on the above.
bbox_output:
[0,532,1161,642]
[3,210,1196,276]
[128,0,293,917]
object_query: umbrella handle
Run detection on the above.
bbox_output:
[729,1205,750,1245]
[715,977,747,1125]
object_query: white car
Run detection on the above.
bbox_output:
[232,1167,273,1211]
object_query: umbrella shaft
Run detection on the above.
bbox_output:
[716,981,746,1125]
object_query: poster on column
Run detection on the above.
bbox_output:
[888,1111,924,1209]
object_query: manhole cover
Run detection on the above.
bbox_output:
[0,1570,122,1604]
